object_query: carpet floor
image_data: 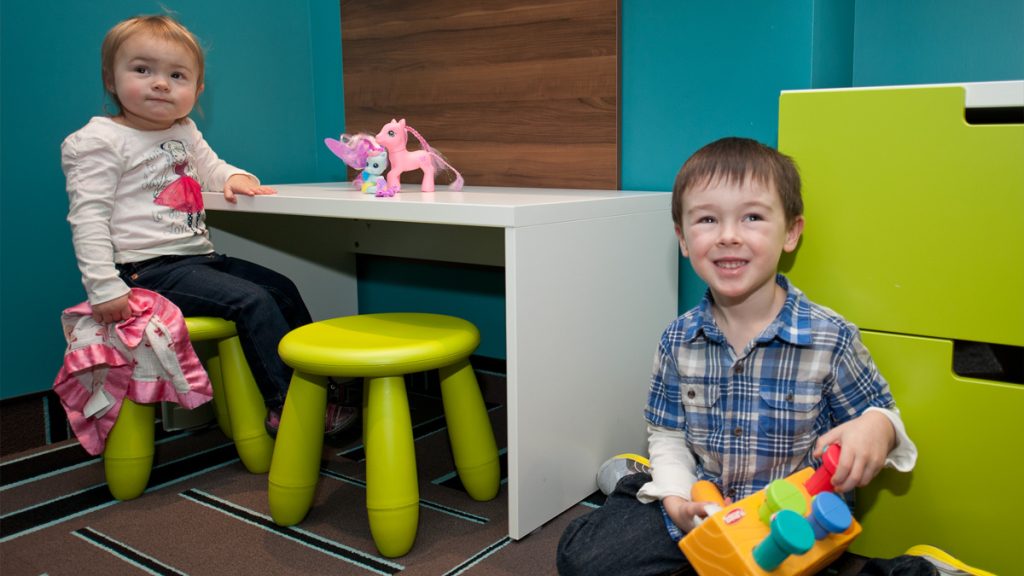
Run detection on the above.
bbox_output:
[1,376,595,576]
[1,373,872,576]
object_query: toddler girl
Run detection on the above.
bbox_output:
[61,14,354,436]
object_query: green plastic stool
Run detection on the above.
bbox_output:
[268,313,500,558]
[103,317,274,500]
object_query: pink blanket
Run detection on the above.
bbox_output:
[53,288,212,455]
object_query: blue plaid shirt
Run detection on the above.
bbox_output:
[644,274,895,502]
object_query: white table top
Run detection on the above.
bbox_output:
[203,184,671,228]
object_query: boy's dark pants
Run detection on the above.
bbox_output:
[557,473,694,576]
[119,252,312,409]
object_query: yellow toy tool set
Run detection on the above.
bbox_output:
[679,445,859,576]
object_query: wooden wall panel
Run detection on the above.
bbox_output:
[340,0,619,190]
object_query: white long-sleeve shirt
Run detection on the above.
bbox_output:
[61,117,252,305]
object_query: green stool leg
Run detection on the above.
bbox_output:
[219,335,273,473]
[204,354,233,438]
[268,371,327,525]
[104,399,155,500]
[365,375,419,558]
[439,359,500,501]
[362,378,370,444]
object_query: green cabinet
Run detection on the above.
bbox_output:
[780,82,1023,574]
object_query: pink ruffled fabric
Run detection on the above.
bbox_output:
[53,288,213,455]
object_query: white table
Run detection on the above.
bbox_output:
[203,184,678,538]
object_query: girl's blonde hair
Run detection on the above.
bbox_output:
[101,15,205,115]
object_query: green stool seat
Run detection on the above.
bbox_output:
[103,316,274,501]
[268,313,500,558]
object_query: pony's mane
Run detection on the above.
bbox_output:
[403,124,433,154]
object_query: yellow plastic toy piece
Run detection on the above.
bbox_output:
[691,480,725,507]
[679,468,860,576]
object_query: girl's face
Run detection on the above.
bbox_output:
[677,177,803,308]
[108,33,202,131]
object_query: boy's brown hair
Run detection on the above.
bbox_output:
[672,137,803,228]
[101,15,205,115]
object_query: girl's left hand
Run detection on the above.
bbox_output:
[224,174,276,203]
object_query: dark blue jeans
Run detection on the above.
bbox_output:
[119,252,312,409]
[557,473,694,576]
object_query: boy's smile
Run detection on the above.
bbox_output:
[677,176,803,308]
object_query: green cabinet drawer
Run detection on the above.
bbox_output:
[851,331,1022,575]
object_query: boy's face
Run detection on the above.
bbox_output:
[676,177,803,307]
[108,33,202,131]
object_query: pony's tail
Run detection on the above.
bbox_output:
[406,124,464,190]
[429,150,464,191]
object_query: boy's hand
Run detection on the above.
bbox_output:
[814,410,896,493]
[223,174,276,203]
[92,294,132,324]
[663,495,724,533]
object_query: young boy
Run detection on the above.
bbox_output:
[556,137,916,576]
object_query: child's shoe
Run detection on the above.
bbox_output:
[263,402,359,438]
[264,408,282,437]
[596,453,651,495]
[904,545,996,576]
[324,403,359,437]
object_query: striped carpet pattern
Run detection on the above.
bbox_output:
[1,376,590,575]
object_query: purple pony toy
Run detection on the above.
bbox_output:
[324,133,397,197]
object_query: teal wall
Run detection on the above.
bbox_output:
[619,0,854,312]
[357,258,506,359]
[2,0,1021,399]
[0,0,344,398]
[853,0,1024,86]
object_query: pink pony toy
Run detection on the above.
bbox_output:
[375,119,464,192]
[324,133,398,197]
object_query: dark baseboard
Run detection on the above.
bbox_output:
[1,390,71,457]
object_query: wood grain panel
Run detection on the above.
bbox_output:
[340,0,619,190]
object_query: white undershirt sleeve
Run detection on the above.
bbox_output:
[865,406,917,472]
[636,424,698,504]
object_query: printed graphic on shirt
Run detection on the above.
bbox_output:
[149,139,205,234]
